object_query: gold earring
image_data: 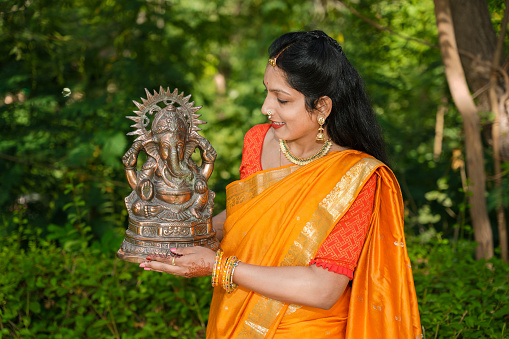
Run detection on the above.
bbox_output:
[316,116,325,141]
[267,110,272,119]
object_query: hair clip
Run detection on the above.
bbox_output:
[268,43,295,67]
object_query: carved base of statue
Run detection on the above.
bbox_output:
[117,218,219,263]
[116,87,220,263]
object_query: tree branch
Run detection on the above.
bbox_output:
[336,0,504,83]
[336,0,437,48]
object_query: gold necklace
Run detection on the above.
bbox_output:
[279,139,332,166]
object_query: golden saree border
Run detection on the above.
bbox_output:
[226,164,298,217]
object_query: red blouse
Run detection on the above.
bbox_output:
[239,124,375,279]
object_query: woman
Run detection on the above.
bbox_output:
[140,30,422,338]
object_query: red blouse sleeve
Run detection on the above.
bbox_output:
[310,174,377,280]
[239,124,271,179]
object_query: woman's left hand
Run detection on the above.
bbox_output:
[139,246,216,278]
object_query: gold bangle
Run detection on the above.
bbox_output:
[228,259,240,293]
[222,256,234,292]
[211,249,224,287]
[223,256,241,294]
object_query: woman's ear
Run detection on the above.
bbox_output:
[315,96,332,119]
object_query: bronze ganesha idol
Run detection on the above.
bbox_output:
[117,87,219,263]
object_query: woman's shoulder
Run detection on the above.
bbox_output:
[244,123,271,140]
[239,124,271,179]
[241,123,272,150]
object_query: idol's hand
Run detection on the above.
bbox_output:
[140,247,216,278]
[122,148,138,168]
[202,146,217,163]
[196,137,216,163]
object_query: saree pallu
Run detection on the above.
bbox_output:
[206,150,422,338]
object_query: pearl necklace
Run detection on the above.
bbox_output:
[279,139,332,166]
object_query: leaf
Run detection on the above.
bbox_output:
[99,132,128,169]
[29,301,41,314]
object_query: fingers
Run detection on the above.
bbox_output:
[145,247,199,261]
[140,247,216,278]
[170,247,197,256]
[141,248,189,272]
[140,260,180,275]
[145,254,174,265]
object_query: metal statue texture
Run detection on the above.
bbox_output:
[117,87,219,263]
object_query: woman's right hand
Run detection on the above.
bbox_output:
[140,246,216,278]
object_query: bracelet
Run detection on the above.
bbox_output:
[228,258,240,293]
[222,256,241,294]
[211,249,224,287]
[222,256,233,292]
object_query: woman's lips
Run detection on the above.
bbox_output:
[271,121,285,129]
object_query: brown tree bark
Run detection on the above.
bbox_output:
[488,0,509,262]
[450,0,508,261]
[450,0,509,162]
[434,0,494,260]
[450,0,496,111]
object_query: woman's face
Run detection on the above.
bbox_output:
[261,65,319,143]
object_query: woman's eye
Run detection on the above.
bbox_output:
[277,98,288,104]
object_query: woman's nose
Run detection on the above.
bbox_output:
[261,99,271,118]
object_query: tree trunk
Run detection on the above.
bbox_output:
[450,0,508,261]
[450,0,509,162]
[434,0,494,260]
[488,0,509,262]
[450,0,496,110]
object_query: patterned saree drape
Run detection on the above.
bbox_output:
[206,150,422,339]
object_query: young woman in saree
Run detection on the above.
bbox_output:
[140,30,422,338]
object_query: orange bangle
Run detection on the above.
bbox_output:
[211,249,224,287]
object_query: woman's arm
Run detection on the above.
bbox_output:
[233,262,349,309]
[212,209,226,241]
[141,246,349,310]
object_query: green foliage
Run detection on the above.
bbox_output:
[0,0,347,239]
[1,227,507,338]
[2,0,506,244]
[1,0,508,338]
[408,234,509,338]
[0,232,212,338]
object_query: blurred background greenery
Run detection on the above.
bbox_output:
[0,0,507,338]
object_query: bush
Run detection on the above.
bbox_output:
[408,235,509,338]
[0,232,211,338]
[1,225,508,338]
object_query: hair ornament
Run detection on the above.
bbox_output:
[268,43,295,67]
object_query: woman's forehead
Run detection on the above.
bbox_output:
[263,66,293,92]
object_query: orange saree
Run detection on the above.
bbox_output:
[206,150,422,338]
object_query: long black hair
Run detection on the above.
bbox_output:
[268,30,389,166]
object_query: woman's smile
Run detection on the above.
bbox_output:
[270,120,285,129]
